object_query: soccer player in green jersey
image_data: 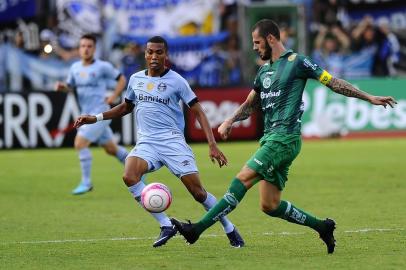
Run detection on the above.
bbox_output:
[171,19,397,253]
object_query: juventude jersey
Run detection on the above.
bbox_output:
[125,69,197,142]
[66,59,121,114]
[253,49,332,135]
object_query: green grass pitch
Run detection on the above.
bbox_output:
[1,138,405,269]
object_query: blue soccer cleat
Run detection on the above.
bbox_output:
[72,183,93,195]
[153,225,177,247]
[226,226,245,248]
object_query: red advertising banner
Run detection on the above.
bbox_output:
[186,87,262,142]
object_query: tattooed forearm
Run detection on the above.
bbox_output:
[327,77,371,102]
[229,91,260,123]
[230,103,254,122]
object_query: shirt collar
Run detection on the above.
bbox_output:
[280,49,293,58]
[145,68,170,77]
[269,49,293,65]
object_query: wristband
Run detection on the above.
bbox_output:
[95,113,104,122]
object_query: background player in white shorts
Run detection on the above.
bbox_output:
[55,34,129,195]
[74,36,245,248]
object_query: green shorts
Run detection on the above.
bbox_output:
[246,133,301,190]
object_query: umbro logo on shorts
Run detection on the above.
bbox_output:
[181,160,190,166]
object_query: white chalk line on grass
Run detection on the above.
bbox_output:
[3,228,403,245]
[344,228,404,233]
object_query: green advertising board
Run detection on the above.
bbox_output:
[302,78,406,137]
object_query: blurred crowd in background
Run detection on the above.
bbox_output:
[310,0,403,78]
[0,0,405,93]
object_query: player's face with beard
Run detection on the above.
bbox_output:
[252,29,272,61]
[145,42,167,73]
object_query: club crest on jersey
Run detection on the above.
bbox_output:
[147,83,154,91]
[263,77,272,88]
[157,82,167,92]
[288,53,297,61]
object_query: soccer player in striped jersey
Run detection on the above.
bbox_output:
[171,19,397,254]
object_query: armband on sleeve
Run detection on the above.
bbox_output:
[319,70,332,85]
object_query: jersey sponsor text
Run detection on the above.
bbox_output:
[138,93,169,105]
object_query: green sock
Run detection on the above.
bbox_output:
[266,200,325,232]
[194,178,247,234]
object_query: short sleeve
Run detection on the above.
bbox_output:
[297,55,332,85]
[102,61,121,80]
[106,79,117,89]
[253,71,261,93]
[179,78,197,107]
[124,76,136,102]
[66,66,75,87]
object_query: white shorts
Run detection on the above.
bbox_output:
[128,138,198,178]
[77,120,114,145]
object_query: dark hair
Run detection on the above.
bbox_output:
[80,34,97,44]
[147,36,168,51]
[252,19,280,40]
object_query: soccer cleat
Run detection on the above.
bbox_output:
[226,226,245,248]
[71,183,93,195]
[319,218,336,254]
[170,218,200,245]
[152,225,177,247]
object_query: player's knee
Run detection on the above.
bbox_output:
[236,168,257,189]
[260,200,280,213]
[236,171,249,182]
[74,142,85,151]
[74,136,89,150]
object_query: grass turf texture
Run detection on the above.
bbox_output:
[0,138,405,269]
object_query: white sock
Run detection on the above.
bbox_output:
[128,179,172,227]
[202,192,234,233]
[115,145,128,164]
[79,148,92,186]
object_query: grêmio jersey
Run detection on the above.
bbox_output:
[66,59,121,115]
[125,69,197,143]
[253,49,332,135]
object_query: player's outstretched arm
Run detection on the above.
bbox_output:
[327,77,397,108]
[218,90,260,140]
[54,81,73,93]
[74,115,97,128]
[190,102,228,168]
[73,101,134,128]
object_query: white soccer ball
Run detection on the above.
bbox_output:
[141,183,172,213]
